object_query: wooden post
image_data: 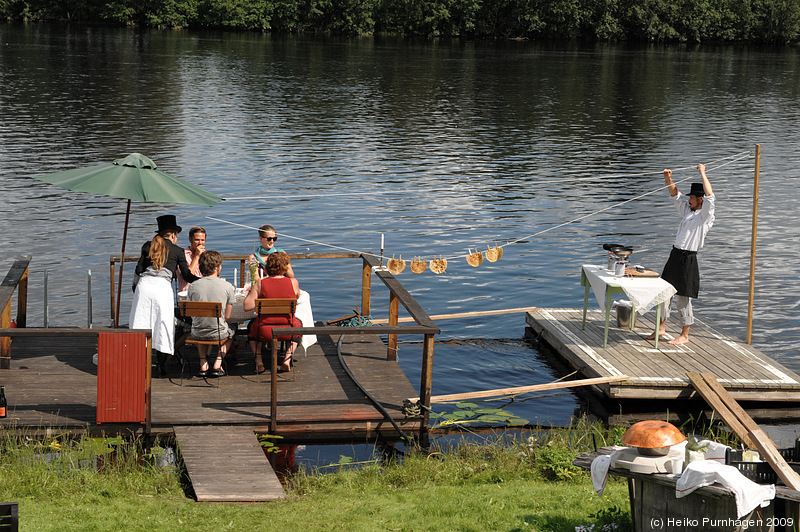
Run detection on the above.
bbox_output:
[17,263,28,328]
[419,333,435,448]
[746,144,761,345]
[387,292,399,361]
[361,257,371,318]
[270,338,278,434]
[0,301,9,369]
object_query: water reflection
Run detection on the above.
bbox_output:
[2,25,800,428]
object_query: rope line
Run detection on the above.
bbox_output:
[207,151,753,266]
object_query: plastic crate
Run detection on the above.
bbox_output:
[725,441,800,484]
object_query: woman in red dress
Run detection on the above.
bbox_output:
[243,252,301,373]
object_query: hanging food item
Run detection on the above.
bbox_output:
[410,256,427,274]
[387,254,406,275]
[466,248,484,267]
[485,244,503,263]
[430,256,448,274]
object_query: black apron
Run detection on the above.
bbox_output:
[661,246,699,298]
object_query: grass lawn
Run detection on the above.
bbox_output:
[1,428,634,531]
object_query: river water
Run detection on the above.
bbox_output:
[1,25,800,441]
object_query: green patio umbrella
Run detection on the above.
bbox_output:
[33,153,224,326]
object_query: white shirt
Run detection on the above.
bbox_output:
[673,192,715,252]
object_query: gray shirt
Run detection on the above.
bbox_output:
[187,276,236,339]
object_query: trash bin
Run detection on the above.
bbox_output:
[97,331,149,424]
[614,300,633,328]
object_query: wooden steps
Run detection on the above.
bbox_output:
[526,308,800,402]
[173,425,285,502]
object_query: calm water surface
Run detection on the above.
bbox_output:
[1,25,800,434]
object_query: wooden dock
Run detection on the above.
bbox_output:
[174,425,285,502]
[526,308,800,402]
[0,333,421,440]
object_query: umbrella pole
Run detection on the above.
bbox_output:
[115,200,131,328]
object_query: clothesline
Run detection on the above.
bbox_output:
[206,150,753,272]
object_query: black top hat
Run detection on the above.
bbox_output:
[688,183,705,197]
[155,215,182,234]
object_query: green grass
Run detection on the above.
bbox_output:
[0,420,646,531]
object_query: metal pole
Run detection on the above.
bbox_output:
[746,144,761,345]
[43,269,49,328]
[87,269,93,328]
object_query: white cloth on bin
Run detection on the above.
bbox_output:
[675,460,775,518]
[590,447,627,495]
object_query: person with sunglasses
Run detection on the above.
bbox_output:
[248,224,295,280]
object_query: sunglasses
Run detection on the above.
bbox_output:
[261,236,278,242]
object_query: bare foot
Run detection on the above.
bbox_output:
[645,331,666,341]
[667,335,689,345]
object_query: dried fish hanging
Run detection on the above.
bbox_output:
[466,248,484,267]
[430,256,448,274]
[485,244,503,262]
[387,254,406,275]
[410,256,427,274]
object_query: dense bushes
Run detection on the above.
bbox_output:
[2,0,799,43]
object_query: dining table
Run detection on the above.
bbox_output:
[179,288,318,352]
[580,264,677,349]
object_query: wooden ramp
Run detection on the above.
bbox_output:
[526,308,800,402]
[173,425,285,502]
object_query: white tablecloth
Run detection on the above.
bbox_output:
[582,264,676,314]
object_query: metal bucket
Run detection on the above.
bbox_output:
[615,301,632,328]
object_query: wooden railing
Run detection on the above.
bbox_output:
[110,251,440,444]
[0,255,30,369]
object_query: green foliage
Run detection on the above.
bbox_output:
[1,0,799,41]
[429,401,530,428]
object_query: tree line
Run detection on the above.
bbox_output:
[2,0,799,43]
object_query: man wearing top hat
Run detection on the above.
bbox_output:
[647,164,715,345]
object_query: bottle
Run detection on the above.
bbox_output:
[0,386,6,418]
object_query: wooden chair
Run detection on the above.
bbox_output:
[254,298,299,383]
[178,300,227,386]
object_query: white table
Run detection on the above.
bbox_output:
[182,289,318,352]
[581,264,677,349]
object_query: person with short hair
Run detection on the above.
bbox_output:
[186,250,236,377]
[243,252,301,373]
[178,226,206,292]
[130,215,200,377]
[647,164,716,345]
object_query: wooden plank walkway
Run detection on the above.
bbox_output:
[173,425,285,502]
[0,332,422,442]
[526,308,800,402]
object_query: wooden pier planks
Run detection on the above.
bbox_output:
[0,332,421,441]
[173,425,285,502]
[526,308,800,402]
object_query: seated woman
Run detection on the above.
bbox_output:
[243,251,301,373]
[248,224,294,280]
[186,251,236,377]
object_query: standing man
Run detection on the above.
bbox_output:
[178,226,206,292]
[648,164,715,345]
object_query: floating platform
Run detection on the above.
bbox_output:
[526,308,800,402]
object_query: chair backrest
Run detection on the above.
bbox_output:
[179,300,222,319]
[255,298,297,317]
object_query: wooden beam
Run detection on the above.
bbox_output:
[688,372,800,490]
[686,372,755,448]
[372,306,538,324]
[408,374,630,403]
